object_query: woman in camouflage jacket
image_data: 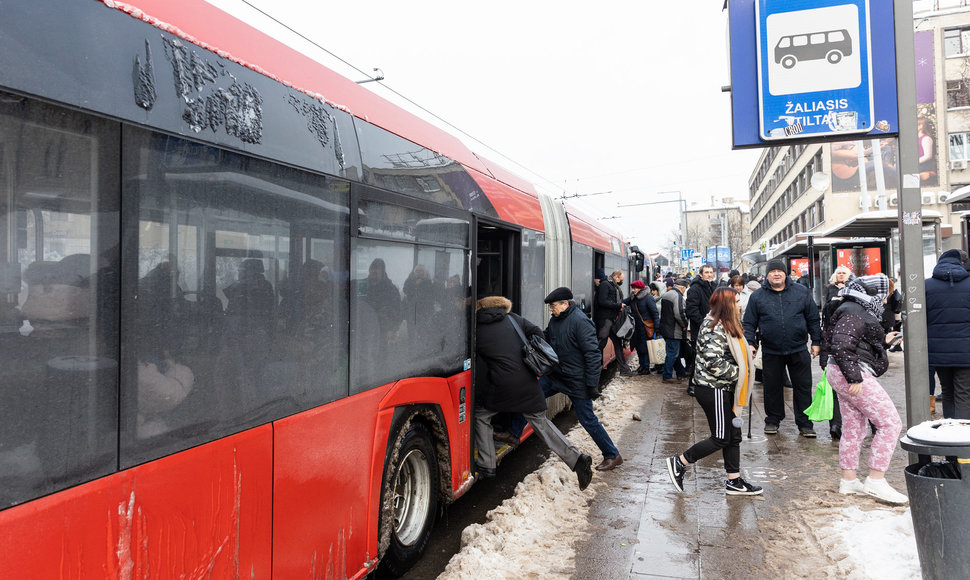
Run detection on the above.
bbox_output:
[666,287,762,496]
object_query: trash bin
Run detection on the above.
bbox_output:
[901,419,970,580]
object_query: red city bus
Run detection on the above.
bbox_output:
[0,1,634,578]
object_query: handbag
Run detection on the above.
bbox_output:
[610,306,636,340]
[632,301,656,338]
[647,337,666,365]
[805,369,834,421]
[507,315,559,376]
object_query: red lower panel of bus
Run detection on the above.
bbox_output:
[0,426,274,579]
[272,373,471,578]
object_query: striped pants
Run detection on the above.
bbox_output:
[683,384,742,474]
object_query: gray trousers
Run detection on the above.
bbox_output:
[474,408,582,470]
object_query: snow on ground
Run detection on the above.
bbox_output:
[438,374,924,579]
[438,377,644,580]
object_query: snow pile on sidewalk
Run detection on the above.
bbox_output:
[438,376,646,580]
[827,506,920,579]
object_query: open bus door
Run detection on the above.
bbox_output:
[475,223,520,307]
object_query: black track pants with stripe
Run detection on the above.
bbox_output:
[682,384,742,474]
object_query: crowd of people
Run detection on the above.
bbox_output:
[469,255,962,506]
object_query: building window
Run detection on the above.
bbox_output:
[945,27,970,57]
[950,132,970,162]
[947,80,970,109]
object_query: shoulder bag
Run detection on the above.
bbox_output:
[610,305,636,340]
[507,315,559,376]
[632,300,656,338]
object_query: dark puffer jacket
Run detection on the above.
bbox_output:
[475,296,547,413]
[925,251,970,367]
[824,299,888,383]
[685,276,715,333]
[743,277,821,355]
[544,303,601,399]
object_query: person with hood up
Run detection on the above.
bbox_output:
[666,287,761,495]
[474,295,593,490]
[624,280,660,375]
[925,249,970,419]
[542,287,623,471]
[743,259,822,437]
[824,275,907,504]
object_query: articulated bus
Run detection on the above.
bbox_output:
[0,1,638,577]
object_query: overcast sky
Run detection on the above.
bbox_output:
[209,0,763,252]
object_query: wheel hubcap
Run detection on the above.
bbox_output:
[392,448,432,546]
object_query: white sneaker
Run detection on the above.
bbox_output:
[863,476,909,505]
[838,478,866,495]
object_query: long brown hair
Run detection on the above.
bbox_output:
[708,287,743,338]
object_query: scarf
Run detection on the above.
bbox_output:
[839,274,888,320]
[724,328,754,417]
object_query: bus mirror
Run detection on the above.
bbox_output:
[632,251,645,273]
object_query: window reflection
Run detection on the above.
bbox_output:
[122,128,350,467]
[0,94,120,507]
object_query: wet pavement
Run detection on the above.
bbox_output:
[573,351,915,579]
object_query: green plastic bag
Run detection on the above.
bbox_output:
[805,370,833,422]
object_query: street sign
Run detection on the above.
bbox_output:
[756,0,873,140]
[681,249,694,261]
[706,247,732,268]
[727,0,897,149]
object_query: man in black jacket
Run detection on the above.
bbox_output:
[685,264,716,345]
[594,270,632,374]
[541,287,623,471]
[743,259,822,437]
[474,295,593,489]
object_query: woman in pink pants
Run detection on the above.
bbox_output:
[822,274,907,504]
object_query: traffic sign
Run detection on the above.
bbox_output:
[756,0,873,140]
[681,249,694,261]
[727,0,897,148]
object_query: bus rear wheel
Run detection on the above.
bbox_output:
[827,50,843,64]
[378,422,439,577]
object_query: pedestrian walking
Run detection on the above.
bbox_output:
[541,287,623,471]
[743,259,822,437]
[823,275,907,504]
[660,279,689,383]
[473,295,593,490]
[665,287,761,495]
[624,279,659,375]
[925,248,970,419]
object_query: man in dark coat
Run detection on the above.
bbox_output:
[685,264,716,345]
[925,249,970,419]
[474,295,593,489]
[624,279,659,374]
[744,259,822,437]
[541,287,623,471]
[594,269,632,374]
[659,279,689,382]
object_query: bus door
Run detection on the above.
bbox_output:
[475,223,520,307]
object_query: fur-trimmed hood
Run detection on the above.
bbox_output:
[476,295,512,313]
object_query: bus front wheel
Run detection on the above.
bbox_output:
[827,50,843,64]
[781,55,797,69]
[378,422,439,576]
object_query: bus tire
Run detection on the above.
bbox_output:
[826,50,842,64]
[781,55,797,69]
[378,422,439,577]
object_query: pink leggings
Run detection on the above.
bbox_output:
[826,364,902,473]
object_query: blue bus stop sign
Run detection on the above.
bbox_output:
[757,0,874,140]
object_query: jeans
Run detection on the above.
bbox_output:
[663,337,686,380]
[540,379,619,459]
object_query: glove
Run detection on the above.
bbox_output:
[586,386,601,400]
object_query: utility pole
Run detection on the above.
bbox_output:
[894,0,930,430]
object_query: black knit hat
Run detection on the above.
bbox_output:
[766,258,787,274]
[544,286,573,303]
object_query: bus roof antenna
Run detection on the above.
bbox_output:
[356,68,385,84]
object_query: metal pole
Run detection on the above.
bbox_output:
[894,0,930,432]
[807,235,815,291]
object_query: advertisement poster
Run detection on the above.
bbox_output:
[836,247,882,276]
[831,31,937,193]
[790,257,810,277]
